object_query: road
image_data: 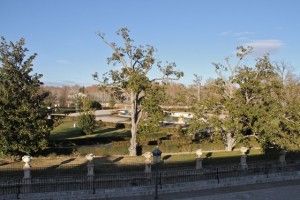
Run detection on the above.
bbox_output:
[68,109,131,123]
[112,179,300,200]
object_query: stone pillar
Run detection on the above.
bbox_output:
[87,161,95,177]
[143,152,152,173]
[86,154,95,190]
[279,150,287,166]
[196,158,203,170]
[195,149,203,170]
[22,156,32,193]
[240,155,248,170]
[240,147,248,170]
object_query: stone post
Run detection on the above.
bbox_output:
[22,155,32,193]
[195,149,203,170]
[240,147,248,170]
[86,153,95,190]
[143,152,152,173]
[279,150,287,166]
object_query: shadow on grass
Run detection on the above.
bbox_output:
[49,128,131,146]
[1,151,299,182]
[50,127,83,141]
[163,155,172,161]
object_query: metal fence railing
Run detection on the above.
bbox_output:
[0,161,299,196]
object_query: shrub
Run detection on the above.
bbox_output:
[78,113,96,135]
[115,123,125,129]
[91,101,102,110]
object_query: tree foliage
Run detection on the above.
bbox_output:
[139,83,166,134]
[78,113,96,135]
[94,27,183,155]
[189,46,300,151]
[0,37,51,156]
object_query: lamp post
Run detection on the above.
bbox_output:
[152,146,162,200]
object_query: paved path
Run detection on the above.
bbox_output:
[179,183,300,200]
[111,179,300,200]
[68,109,131,123]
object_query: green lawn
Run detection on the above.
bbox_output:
[50,121,82,140]
[50,120,131,141]
[49,120,264,157]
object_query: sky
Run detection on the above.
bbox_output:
[1,0,300,86]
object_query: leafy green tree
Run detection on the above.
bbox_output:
[90,100,102,110]
[108,95,116,108]
[189,47,253,151]
[82,98,102,111]
[139,83,165,134]
[190,46,300,151]
[193,74,202,102]
[78,113,96,135]
[82,98,93,112]
[93,28,183,156]
[79,98,97,135]
[0,37,51,156]
[249,57,300,151]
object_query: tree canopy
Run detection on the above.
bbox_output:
[94,27,183,155]
[0,37,51,156]
[189,46,300,151]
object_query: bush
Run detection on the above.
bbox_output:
[91,101,102,110]
[98,121,131,129]
[115,123,125,129]
[78,113,96,135]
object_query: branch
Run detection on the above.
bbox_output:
[93,73,128,94]
[151,77,181,82]
[97,33,128,69]
[136,108,143,125]
[137,90,145,103]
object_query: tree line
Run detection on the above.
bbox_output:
[189,46,300,152]
[1,29,299,157]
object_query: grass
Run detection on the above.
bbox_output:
[49,119,295,167]
[50,121,82,140]
[50,120,131,142]
[49,119,264,157]
[161,148,262,163]
[1,148,282,173]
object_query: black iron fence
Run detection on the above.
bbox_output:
[0,161,299,197]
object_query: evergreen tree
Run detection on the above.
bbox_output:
[0,37,51,156]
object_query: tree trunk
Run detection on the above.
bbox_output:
[225,132,236,151]
[129,92,138,156]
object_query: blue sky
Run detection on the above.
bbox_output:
[1,0,300,86]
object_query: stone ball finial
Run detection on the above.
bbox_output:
[85,153,95,162]
[196,149,203,158]
[240,147,248,155]
[22,155,32,164]
[143,152,152,160]
[143,152,152,164]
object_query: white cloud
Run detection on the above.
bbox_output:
[56,59,71,65]
[245,39,284,56]
[219,31,232,36]
[219,31,255,37]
